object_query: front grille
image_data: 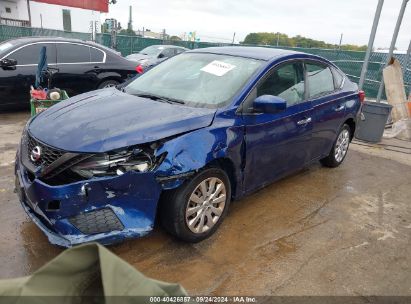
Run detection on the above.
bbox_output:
[69,208,124,235]
[27,133,65,167]
[21,131,93,186]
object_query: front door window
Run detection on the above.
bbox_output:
[257,62,305,107]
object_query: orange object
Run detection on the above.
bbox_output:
[408,102,411,117]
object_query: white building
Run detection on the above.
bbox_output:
[0,0,108,32]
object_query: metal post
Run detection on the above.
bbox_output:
[232,32,236,45]
[359,0,384,90]
[27,0,32,27]
[376,0,409,102]
[405,40,411,97]
[338,33,343,50]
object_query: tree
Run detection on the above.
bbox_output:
[170,35,182,41]
[242,32,367,51]
[119,29,135,36]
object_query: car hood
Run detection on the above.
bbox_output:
[29,88,216,153]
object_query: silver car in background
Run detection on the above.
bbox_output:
[126,45,188,68]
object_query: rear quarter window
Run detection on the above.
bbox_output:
[90,47,104,62]
[332,67,345,89]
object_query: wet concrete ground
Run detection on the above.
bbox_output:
[1,112,411,295]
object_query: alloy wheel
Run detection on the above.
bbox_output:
[335,129,350,162]
[185,177,227,234]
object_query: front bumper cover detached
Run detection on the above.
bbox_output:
[15,156,162,247]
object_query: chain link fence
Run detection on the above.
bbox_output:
[1,24,410,100]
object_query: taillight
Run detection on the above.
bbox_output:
[359,90,365,103]
[136,65,144,74]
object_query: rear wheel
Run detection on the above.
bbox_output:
[97,79,120,89]
[320,124,351,168]
[160,168,231,242]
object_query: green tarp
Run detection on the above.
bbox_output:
[0,243,187,303]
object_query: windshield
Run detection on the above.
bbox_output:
[139,45,164,56]
[125,53,263,108]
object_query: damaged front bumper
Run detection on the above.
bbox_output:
[15,155,163,247]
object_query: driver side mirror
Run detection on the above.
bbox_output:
[253,95,287,114]
[158,53,165,59]
[0,58,17,69]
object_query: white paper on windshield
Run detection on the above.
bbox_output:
[201,60,236,76]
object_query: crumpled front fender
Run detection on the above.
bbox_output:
[154,122,244,192]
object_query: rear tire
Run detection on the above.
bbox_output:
[320,124,351,168]
[159,167,231,243]
[97,79,120,89]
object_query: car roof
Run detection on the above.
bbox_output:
[2,36,121,55]
[188,46,306,61]
[143,44,188,49]
[3,36,87,45]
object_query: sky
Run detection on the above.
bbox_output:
[101,0,411,50]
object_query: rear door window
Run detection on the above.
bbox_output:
[306,62,335,98]
[57,43,90,63]
[6,43,57,65]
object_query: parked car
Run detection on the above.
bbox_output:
[0,37,138,110]
[15,47,363,247]
[126,45,188,68]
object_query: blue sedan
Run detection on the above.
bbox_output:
[15,47,362,246]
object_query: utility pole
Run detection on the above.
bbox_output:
[338,33,343,50]
[27,0,32,27]
[127,5,132,31]
[359,0,384,90]
[276,32,280,47]
[232,32,236,45]
[376,0,409,102]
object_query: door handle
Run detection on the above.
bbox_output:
[297,117,312,125]
[335,105,345,112]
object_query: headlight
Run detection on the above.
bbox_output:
[71,147,161,178]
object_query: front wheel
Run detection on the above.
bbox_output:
[320,124,351,168]
[160,168,231,242]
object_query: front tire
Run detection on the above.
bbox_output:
[160,168,231,242]
[320,124,351,168]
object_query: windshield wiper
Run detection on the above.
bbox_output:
[134,93,185,105]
